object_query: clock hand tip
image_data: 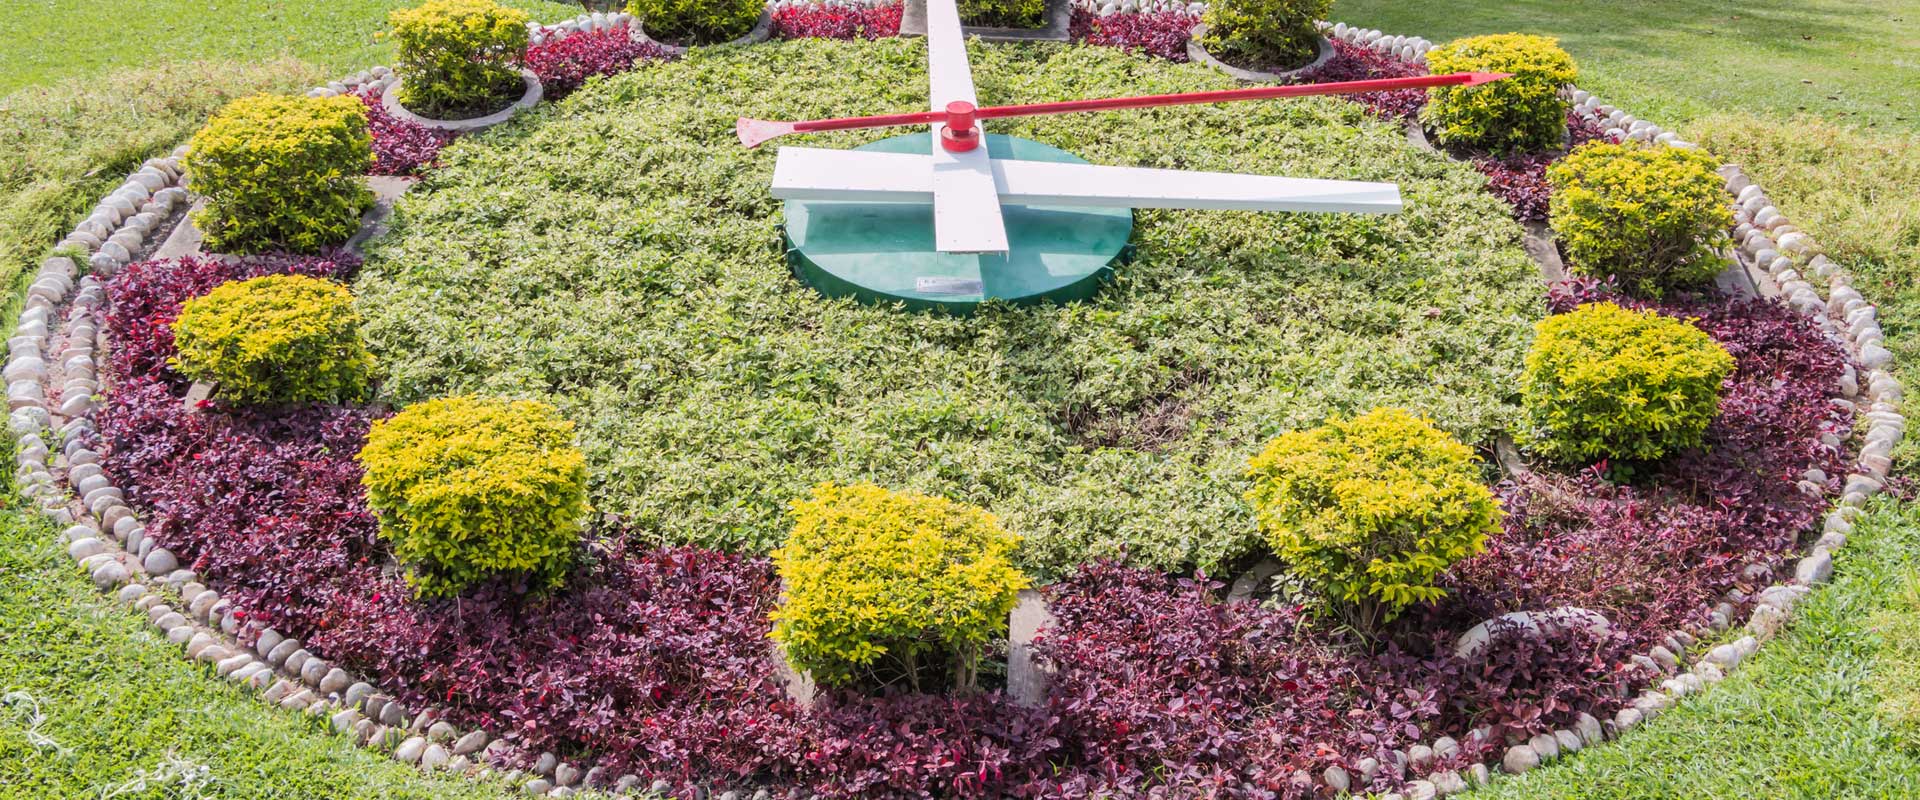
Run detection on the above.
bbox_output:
[736,117,794,148]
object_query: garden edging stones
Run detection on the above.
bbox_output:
[635,8,774,56]
[381,68,544,133]
[8,7,1905,798]
[1186,25,1335,82]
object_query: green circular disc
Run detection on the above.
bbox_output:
[783,133,1134,314]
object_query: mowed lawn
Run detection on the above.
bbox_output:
[0,0,578,95]
[1337,0,1920,131]
[0,0,1917,797]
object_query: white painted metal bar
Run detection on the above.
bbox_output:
[771,147,1405,214]
[923,0,1009,253]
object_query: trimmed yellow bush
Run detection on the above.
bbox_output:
[1245,408,1500,633]
[628,0,763,45]
[1200,0,1331,71]
[183,94,372,255]
[1549,141,1734,297]
[1422,34,1577,154]
[1520,303,1735,463]
[170,275,374,405]
[389,0,531,118]
[770,483,1027,690]
[359,396,589,598]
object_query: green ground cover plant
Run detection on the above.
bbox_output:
[353,39,1544,579]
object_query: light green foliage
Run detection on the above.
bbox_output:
[359,395,589,597]
[627,0,763,45]
[1422,33,1577,154]
[958,0,1047,29]
[1520,302,1734,464]
[354,40,1544,578]
[1200,0,1331,70]
[388,0,531,118]
[171,275,376,405]
[1548,141,1732,297]
[183,93,373,255]
[1244,407,1500,632]
[770,483,1027,688]
[0,512,524,799]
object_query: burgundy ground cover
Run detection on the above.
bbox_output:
[1466,112,1611,223]
[92,225,1848,794]
[527,24,673,99]
[357,91,458,177]
[1069,10,1198,63]
[771,2,903,40]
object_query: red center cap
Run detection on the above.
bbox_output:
[940,101,980,152]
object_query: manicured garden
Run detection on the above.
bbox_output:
[3,0,1915,797]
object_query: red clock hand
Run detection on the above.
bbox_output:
[737,72,1509,149]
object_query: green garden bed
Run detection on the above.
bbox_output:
[354,38,1544,576]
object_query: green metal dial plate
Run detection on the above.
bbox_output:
[782,133,1134,314]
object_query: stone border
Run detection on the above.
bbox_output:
[1304,19,1900,799]
[636,9,774,56]
[382,69,544,133]
[1185,27,1334,82]
[5,11,1904,800]
[899,0,1074,43]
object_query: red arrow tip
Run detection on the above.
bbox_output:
[1462,71,1514,86]
[737,117,795,148]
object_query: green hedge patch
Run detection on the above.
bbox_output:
[355,40,1544,578]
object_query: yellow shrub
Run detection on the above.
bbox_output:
[359,396,589,598]
[1422,34,1577,154]
[1245,408,1501,633]
[770,483,1028,690]
[629,0,764,44]
[183,94,373,255]
[389,0,530,118]
[1548,141,1734,297]
[170,275,374,405]
[1520,302,1735,463]
[1200,0,1331,70]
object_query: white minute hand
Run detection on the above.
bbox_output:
[922,0,1010,254]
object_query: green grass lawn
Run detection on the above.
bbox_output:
[0,0,578,95]
[0,509,517,799]
[1336,0,1920,133]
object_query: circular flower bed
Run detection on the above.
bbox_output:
[12,12,1899,800]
